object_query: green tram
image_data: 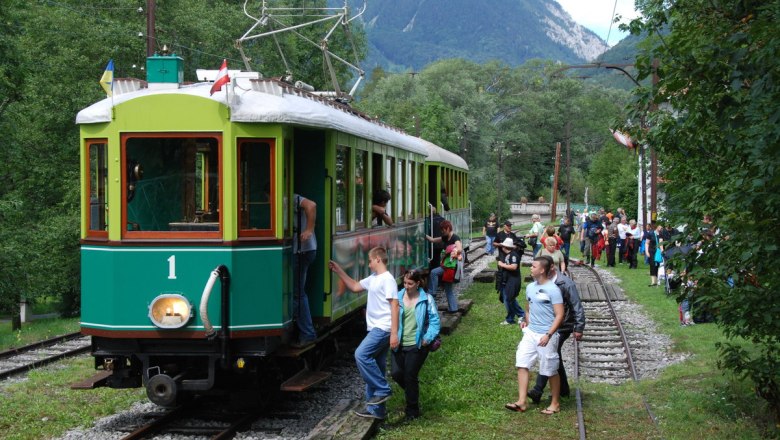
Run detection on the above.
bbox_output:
[77,54,469,405]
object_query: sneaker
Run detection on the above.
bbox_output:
[499,320,512,325]
[527,389,542,404]
[366,394,391,405]
[354,408,385,419]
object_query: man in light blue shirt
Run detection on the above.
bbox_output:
[504,256,564,415]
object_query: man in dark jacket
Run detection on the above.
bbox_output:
[527,262,585,402]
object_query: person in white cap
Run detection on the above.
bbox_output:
[496,237,525,325]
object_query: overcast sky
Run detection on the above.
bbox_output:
[556,0,641,46]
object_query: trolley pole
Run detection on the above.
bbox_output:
[146,0,156,57]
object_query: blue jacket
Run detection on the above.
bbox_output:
[396,288,440,349]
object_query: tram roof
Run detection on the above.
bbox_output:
[76,78,440,158]
[419,139,468,171]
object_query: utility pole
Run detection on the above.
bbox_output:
[650,58,659,223]
[496,143,503,219]
[551,142,561,222]
[565,121,572,215]
[146,0,156,57]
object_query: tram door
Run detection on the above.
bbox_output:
[292,128,327,320]
[428,165,439,210]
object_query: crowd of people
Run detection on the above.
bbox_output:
[289,200,700,422]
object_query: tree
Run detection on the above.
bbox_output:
[627,0,780,424]
[0,0,368,316]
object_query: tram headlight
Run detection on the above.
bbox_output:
[148,294,193,329]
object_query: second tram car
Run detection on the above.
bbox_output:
[77,54,468,405]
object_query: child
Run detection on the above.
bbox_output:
[329,247,399,419]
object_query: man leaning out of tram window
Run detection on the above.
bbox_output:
[371,189,393,227]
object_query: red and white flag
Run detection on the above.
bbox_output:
[610,129,635,149]
[209,59,230,96]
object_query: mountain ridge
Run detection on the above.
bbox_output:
[353,0,609,71]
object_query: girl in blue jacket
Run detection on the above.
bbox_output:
[391,269,440,420]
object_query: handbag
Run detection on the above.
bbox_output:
[653,234,663,263]
[422,298,442,352]
[528,236,538,248]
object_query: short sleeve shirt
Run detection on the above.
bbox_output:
[359,271,397,332]
[293,194,317,252]
[525,280,563,334]
[484,220,498,237]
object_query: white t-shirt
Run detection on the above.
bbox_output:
[617,223,629,240]
[359,271,397,332]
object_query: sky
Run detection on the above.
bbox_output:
[556,0,641,46]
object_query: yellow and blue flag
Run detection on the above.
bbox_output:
[99,59,114,97]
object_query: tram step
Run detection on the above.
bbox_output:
[280,368,332,392]
[70,370,113,389]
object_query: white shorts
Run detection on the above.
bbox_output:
[515,328,560,376]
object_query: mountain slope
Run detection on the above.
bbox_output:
[356,0,609,71]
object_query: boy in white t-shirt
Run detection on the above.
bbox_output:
[329,247,399,419]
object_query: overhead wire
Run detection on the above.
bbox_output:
[605,0,619,47]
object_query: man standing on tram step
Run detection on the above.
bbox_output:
[291,194,318,348]
[527,263,585,404]
[425,220,463,313]
[505,255,564,414]
[329,247,399,420]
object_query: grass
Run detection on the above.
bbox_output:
[0,240,773,439]
[376,241,775,439]
[0,317,80,351]
[0,357,145,440]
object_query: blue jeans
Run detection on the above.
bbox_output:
[485,236,495,254]
[293,250,317,342]
[355,328,391,417]
[503,291,524,324]
[561,241,571,266]
[429,266,458,312]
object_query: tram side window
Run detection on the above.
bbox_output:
[355,150,366,228]
[407,161,414,219]
[335,146,349,231]
[87,140,108,236]
[239,140,274,235]
[124,135,220,235]
[385,156,394,217]
[396,159,404,221]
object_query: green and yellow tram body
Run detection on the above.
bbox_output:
[77,55,468,403]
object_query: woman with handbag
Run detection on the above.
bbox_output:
[645,224,664,286]
[391,270,441,420]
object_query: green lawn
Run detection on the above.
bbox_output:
[376,242,774,439]
[0,242,774,439]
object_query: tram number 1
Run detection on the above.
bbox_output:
[167,255,177,280]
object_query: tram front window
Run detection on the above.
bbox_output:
[124,134,220,234]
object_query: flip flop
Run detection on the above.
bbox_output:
[504,402,527,412]
[540,407,560,415]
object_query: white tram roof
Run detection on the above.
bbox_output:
[76,78,445,158]
[419,139,468,170]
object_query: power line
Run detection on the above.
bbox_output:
[605,0,618,46]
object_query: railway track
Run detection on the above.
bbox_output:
[0,331,90,381]
[568,261,663,440]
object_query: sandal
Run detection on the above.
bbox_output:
[504,402,527,412]
[540,407,560,415]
